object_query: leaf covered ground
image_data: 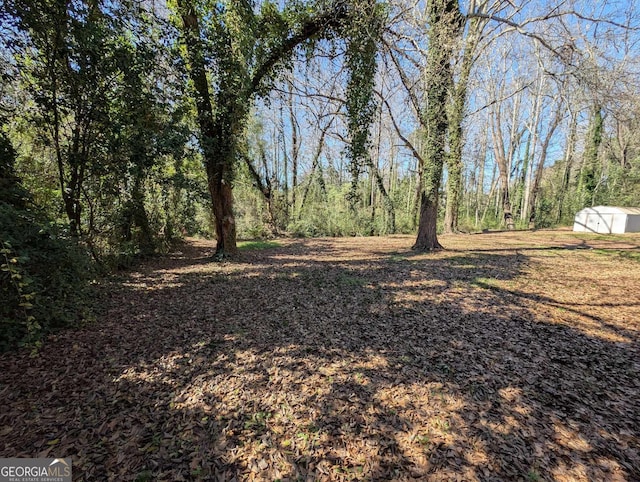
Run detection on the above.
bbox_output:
[1,230,639,481]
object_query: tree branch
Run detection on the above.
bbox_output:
[468,12,562,55]
[377,91,424,166]
[250,0,349,94]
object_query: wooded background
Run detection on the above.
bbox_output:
[1,0,639,347]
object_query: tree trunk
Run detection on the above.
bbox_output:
[520,72,544,222]
[578,105,603,208]
[413,0,463,251]
[489,98,521,230]
[480,161,497,226]
[516,133,531,220]
[128,174,154,255]
[369,100,395,235]
[528,106,562,228]
[475,133,487,228]
[208,174,237,255]
[443,162,461,233]
[412,175,421,230]
[414,191,442,249]
[287,79,298,214]
[443,154,461,233]
[443,14,482,234]
[556,112,577,223]
[0,131,25,208]
[177,0,238,256]
[244,151,279,235]
[50,38,83,238]
[300,120,331,213]
[502,185,516,230]
[367,158,396,234]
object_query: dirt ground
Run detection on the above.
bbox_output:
[1,229,639,481]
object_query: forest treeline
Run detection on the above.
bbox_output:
[1,0,639,348]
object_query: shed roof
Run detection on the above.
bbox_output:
[577,206,640,215]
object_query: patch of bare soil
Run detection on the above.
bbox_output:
[1,230,639,481]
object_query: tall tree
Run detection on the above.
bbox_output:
[555,110,578,223]
[175,0,381,256]
[7,0,119,236]
[577,105,604,208]
[413,0,463,250]
[488,82,524,231]
[526,99,563,228]
[443,3,486,234]
[5,0,178,248]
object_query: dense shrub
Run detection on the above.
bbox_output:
[0,134,93,351]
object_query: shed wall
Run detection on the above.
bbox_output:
[573,212,588,232]
[585,213,613,233]
[573,208,640,233]
[611,214,628,234]
[626,215,640,233]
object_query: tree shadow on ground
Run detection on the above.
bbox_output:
[0,238,639,481]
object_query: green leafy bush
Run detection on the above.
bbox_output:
[1,134,93,351]
[0,204,94,351]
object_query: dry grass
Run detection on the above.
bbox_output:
[1,229,639,481]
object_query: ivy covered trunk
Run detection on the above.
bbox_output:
[442,70,465,236]
[177,0,239,256]
[412,0,462,251]
[443,15,480,234]
[443,159,461,234]
[578,106,603,208]
[124,175,154,256]
[206,155,238,256]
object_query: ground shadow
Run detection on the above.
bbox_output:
[0,237,638,481]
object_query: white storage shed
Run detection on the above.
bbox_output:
[573,206,640,234]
